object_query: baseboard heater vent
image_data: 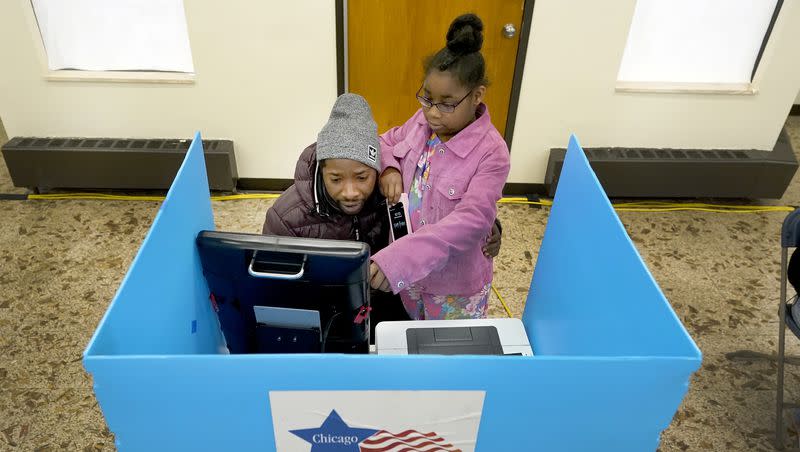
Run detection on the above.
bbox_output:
[544,128,797,199]
[1,137,237,192]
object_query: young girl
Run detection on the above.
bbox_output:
[368,13,510,320]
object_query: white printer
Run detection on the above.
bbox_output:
[375,318,533,356]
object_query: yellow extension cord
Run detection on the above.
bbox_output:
[23,192,798,317]
[492,286,513,318]
[26,192,283,202]
[27,192,797,214]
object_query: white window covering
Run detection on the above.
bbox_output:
[618,0,778,84]
[31,0,194,73]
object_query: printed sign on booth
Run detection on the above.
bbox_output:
[269,391,485,451]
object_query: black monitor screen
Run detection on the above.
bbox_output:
[196,231,370,354]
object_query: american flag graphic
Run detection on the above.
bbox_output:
[359,429,462,452]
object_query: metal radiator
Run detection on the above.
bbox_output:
[1,137,237,192]
[545,128,798,199]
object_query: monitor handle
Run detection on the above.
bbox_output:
[247,254,307,280]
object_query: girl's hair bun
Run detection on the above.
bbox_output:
[423,13,488,88]
[445,13,483,56]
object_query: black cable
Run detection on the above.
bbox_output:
[0,193,28,200]
[320,312,343,353]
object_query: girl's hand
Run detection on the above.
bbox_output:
[380,168,403,205]
[483,221,502,258]
[369,262,391,292]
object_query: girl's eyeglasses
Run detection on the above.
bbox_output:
[415,84,472,113]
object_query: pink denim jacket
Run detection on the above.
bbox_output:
[371,104,511,296]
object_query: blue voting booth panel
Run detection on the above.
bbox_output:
[85,132,224,358]
[84,133,701,451]
[523,136,701,358]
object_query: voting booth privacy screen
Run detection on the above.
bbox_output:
[84,132,701,451]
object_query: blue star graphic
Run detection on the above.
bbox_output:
[290,409,378,451]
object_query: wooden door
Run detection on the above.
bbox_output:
[348,1,525,137]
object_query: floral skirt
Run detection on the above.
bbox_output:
[400,283,490,320]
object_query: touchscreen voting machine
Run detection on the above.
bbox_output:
[196,231,371,354]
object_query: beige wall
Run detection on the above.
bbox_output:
[508,0,800,183]
[0,0,337,180]
[1,0,798,184]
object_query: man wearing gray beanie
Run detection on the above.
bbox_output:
[263,93,411,336]
[262,93,386,247]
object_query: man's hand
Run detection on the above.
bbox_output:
[380,168,403,205]
[483,221,502,258]
[369,262,391,292]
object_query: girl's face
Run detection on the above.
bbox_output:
[419,70,486,142]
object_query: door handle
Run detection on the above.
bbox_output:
[503,23,517,38]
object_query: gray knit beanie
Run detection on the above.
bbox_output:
[316,93,380,171]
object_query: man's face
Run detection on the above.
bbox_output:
[320,158,377,215]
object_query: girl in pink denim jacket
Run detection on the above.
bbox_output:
[369,14,511,320]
